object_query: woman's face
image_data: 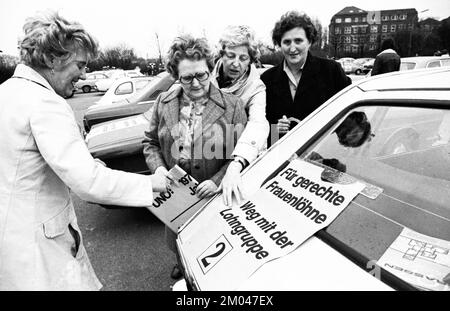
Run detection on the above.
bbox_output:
[280,27,311,68]
[51,48,88,98]
[178,59,211,100]
[221,45,251,81]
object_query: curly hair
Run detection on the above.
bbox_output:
[218,25,260,63]
[271,11,318,46]
[19,11,99,69]
[165,35,215,79]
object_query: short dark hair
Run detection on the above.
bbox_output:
[271,11,318,46]
[381,38,396,51]
[165,35,214,79]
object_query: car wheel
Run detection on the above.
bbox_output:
[82,85,91,93]
[66,90,75,99]
[355,69,362,75]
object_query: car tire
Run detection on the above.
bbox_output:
[355,69,362,75]
[66,90,75,99]
[82,85,91,93]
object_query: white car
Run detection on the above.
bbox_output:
[175,67,450,291]
[94,76,154,106]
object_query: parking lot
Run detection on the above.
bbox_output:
[67,92,178,291]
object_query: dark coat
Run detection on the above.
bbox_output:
[260,52,351,128]
[371,50,401,76]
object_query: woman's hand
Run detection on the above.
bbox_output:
[277,115,291,134]
[218,161,245,206]
[152,166,177,192]
[196,180,218,199]
[150,173,168,193]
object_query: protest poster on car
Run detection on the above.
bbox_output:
[146,165,207,233]
[177,159,365,290]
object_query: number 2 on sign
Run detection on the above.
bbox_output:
[197,235,232,274]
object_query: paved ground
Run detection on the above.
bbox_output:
[68,92,178,291]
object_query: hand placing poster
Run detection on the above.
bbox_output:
[177,159,365,290]
[377,227,450,291]
[146,165,207,233]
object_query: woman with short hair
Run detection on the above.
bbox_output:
[0,11,167,290]
[211,25,269,206]
[142,34,247,279]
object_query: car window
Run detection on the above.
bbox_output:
[400,62,416,70]
[284,104,450,288]
[135,79,152,91]
[115,81,133,95]
[441,59,450,67]
[427,61,441,68]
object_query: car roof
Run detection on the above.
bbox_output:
[356,67,450,92]
[400,55,450,65]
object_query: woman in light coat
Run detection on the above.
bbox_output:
[211,25,269,206]
[0,11,166,290]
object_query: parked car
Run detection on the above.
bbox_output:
[83,71,175,132]
[173,67,450,290]
[74,71,109,93]
[94,76,154,107]
[362,59,375,74]
[94,70,127,92]
[400,56,450,71]
[338,58,372,75]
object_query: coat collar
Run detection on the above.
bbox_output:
[13,64,54,92]
[159,83,226,144]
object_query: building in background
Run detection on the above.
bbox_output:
[329,6,418,58]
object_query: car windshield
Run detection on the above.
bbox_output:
[282,104,450,288]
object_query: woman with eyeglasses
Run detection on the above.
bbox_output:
[142,34,247,279]
[211,25,269,207]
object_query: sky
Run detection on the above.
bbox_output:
[1,0,449,59]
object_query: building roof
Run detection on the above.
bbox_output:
[334,6,367,16]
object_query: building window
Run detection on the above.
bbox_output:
[371,25,378,33]
[360,37,365,43]
[353,27,358,34]
[369,44,377,50]
[391,24,397,32]
[408,24,413,30]
[361,27,367,33]
[345,17,351,23]
[382,25,388,32]
[345,36,351,43]
[344,27,351,34]
[370,35,377,42]
[352,37,358,43]
[391,15,398,20]
[382,16,389,21]
[336,18,342,23]
[345,45,351,52]
[400,14,407,20]
[335,27,341,34]
[398,24,404,30]
[355,17,359,22]
[352,46,358,53]
[362,17,367,22]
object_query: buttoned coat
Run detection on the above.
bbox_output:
[142,83,247,186]
[0,65,155,290]
[260,52,351,132]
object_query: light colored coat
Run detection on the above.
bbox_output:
[0,64,155,290]
[211,61,269,163]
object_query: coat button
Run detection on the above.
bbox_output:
[194,164,200,169]
[179,146,183,152]
[251,140,256,145]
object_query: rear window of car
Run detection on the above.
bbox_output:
[400,62,416,70]
[287,104,450,289]
[427,61,441,68]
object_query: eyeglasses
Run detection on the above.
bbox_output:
[179,71,210,84]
